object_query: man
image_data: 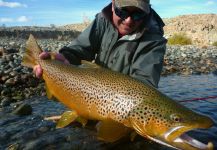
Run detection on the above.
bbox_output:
[34,0,167,88]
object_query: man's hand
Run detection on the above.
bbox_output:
[33,52,69,78]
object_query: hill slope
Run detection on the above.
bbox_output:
[163,14,217,45]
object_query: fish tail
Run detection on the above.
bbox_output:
[21,34,43,68]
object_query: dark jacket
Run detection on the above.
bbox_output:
[59,3,167,88]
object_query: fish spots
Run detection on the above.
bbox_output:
[130,101,173,129]
[41,60,183,130]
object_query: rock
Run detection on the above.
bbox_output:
[13,66,22,72]
[1,97,11,107]
[1,87,11,96]
[12,95,24,101]
[1,75,10,82]
[9,61,16,68]
[4,54,13,61]
[7,143,19,150]
[0,47,5,56]
[4,68,12,74]
[5,78,16,86]
[9,71,18,77]
[5,48,18,54]
[12,103,32,116]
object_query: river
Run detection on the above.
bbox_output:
[159,74,217,148]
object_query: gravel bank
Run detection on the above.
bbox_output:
[164,45,217,75]
[0,26,80,40]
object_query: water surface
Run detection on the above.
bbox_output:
[159,74,217,147]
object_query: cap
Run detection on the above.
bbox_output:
[114,0,150,14]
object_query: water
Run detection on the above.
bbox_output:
[159,74,217,148]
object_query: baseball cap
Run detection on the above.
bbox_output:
[114,0,150,14]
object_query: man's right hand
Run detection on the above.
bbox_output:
[33,52,69,78]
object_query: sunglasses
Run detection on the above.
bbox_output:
[114,5,147,21]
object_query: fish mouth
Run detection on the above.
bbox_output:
[173,133,214,150]
[161,126,214,150]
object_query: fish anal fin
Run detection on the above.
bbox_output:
[56,110,78,128]
[96,119,131,142]
[76,116,88,127]
[80,60,101,69]
[45,82,54,99]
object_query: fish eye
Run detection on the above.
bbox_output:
[170,114,182,123]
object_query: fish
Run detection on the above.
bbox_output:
[22,34,214,150]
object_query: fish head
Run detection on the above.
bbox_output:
[130,97,214,150]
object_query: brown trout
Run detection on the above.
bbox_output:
[22,34,214,150]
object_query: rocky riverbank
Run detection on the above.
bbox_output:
[0,26,80,40]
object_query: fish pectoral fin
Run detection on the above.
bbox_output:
[130,131,138,141]
[80,60,101,69]
[56,110,79,128]
[131,119,149,139]
[96,119,131,142]
[45,82,54,99]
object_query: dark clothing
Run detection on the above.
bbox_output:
[59,3,167,88]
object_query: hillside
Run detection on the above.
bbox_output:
[163,14,217,45]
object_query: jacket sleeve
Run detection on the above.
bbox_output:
[130,38,167,88]
[59,14,103,65]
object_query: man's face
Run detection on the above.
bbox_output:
[112,2,145,36]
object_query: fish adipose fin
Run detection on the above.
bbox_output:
[96,119,131,142]
[56,110,88,128]
[22,34,43,68]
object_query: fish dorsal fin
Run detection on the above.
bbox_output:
[80,60,101,69]
[96,119,131,142]
[56,110,78,128]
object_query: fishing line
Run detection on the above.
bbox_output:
[179,96,217,103]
